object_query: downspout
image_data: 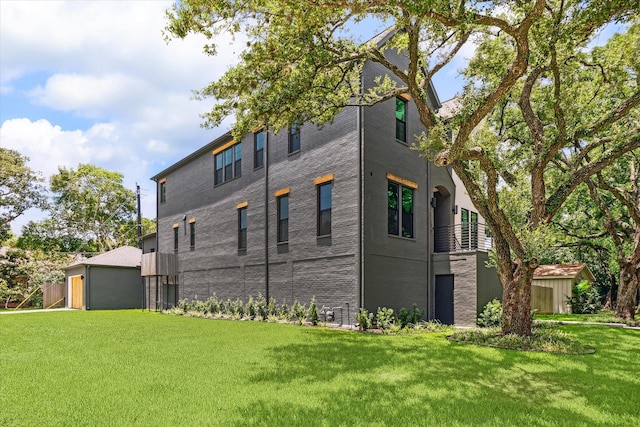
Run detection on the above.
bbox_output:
[85,265,90,310]
[358,73,364,310]
[264,126,270,301]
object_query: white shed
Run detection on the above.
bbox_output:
[532,263,595,314]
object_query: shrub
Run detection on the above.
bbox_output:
[568,280,601,314]
[291,300,307,325]
[279,299,290,321]
[398,304,425,328]
[246,296,256,319]
[477,299,503,328]
[308,296,319,326]
[376,307,395,332]
[355,308,374,331]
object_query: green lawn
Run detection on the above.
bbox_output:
[534,310,638,325]
[1,311,639,426]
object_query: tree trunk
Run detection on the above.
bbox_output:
[615,261,639,320]
[501,262,534,336]
[602,272,617,310]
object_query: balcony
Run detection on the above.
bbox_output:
[141,252,178,276]
[434,223,493,253]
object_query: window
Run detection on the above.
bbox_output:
[173,225,179,252]
[461,209,479,249]
[277,194,289,243]
[189,220,195,251]
[395,97,407,142]
[254,130,264,169]
[214,142,242,185]
[289,123,301,154]
[159,180,166,204]
[238,207,247,250]
[317,181,332,236]
[388,181,414,238]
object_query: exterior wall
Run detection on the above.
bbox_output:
[532,278,572,313]
[155,106,360,312]
[433,251,501,326]
[86,266,143,310]
[475,251,502,314]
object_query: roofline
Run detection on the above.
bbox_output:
[150,131,233,181]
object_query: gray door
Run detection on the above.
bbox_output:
[435,274,454,325]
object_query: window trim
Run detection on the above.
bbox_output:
[277,193,289,244]
[213,141,242,185]
[387,177,415,239]
[317,180,332,237]
[238,206,247,250]
[395,97,407,143]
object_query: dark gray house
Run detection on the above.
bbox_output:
[147,30,501,325]
[64,246,142,310]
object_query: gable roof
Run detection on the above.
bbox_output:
[66,246,142,269]
[533,263,595,281]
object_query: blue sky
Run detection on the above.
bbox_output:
[0,1,465,235]
[3,1,618,236]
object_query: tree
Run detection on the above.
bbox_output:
[165,1,640,336]
[0,148,47,241]
[48,164,137,252]
[16,219,99,253]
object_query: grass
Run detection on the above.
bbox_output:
[1,310,639,426]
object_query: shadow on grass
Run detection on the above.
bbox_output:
[234,327,640,426]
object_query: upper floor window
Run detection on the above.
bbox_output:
[159,179,167,204]
[277,194,289,243]
[254,130,264,169]
[173,225,179,252]
[395,97,407,142]
[214,142,242,185]
[189,219,196,251]
[289,122,301,154]
[461,208,479,249]
[317,181,332,237]
[238,206,247,250]
[388,180,414,238]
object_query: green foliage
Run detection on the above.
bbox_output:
[0,148,47,241]
[291,300,307,325]
[398,304,425,328]
[477,299,503,328]
[48,164,138,252]
[450,324,596,355]
[375,307,396,332]
[355,308,374,331]
[307,296,319,326]
[568,280,602,314]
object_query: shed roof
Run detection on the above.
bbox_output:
[66,246,142,269]
[533,263,595,281]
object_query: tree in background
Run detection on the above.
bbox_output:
[165,1,639,335]
[0,148,47,241]
[49,164,137,252]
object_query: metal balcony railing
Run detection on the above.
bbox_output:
[433,223,493,253]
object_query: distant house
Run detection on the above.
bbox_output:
[64,246,142,310]
[532,263,595,314]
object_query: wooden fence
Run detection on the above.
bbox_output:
[43,283,65,308]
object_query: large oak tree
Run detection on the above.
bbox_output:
[165,1,640,336]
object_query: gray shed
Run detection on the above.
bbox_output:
[64,246,142,310]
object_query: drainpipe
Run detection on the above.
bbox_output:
[427,162,434,320]
[357,73,364,311]
[264,126,270,301]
